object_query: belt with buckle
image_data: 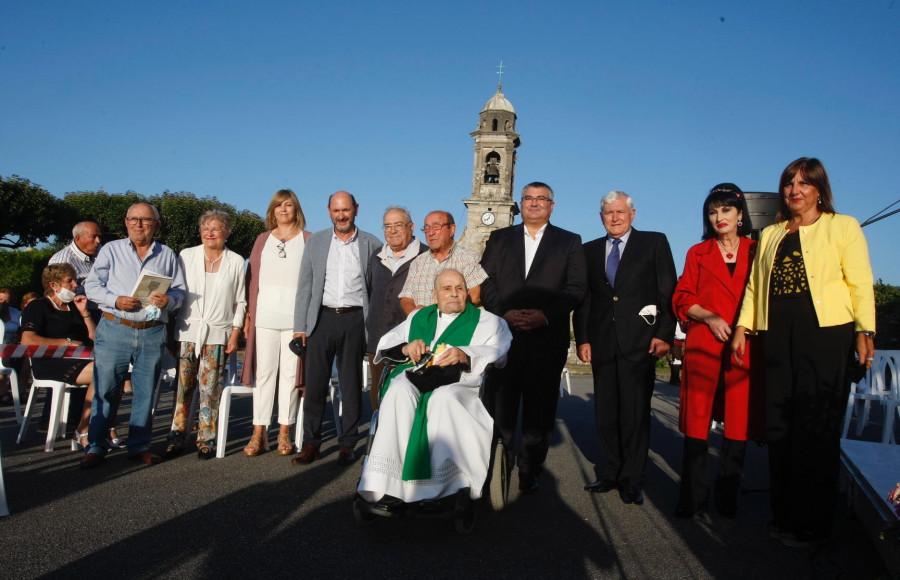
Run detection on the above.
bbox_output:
[102,312,163,330]
[320,306,362,314]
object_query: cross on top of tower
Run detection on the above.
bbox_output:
[496,60,505,90]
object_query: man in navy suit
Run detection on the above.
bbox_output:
[481,182,587,494]
[574,190,676,505]
[292,191,381,465]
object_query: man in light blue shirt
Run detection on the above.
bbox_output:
[82,203,186,468]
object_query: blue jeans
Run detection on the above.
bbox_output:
[87,318,165,456]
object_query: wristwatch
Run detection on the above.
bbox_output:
[858,331,876,339]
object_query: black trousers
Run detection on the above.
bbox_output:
[491,333,568,478]
[764,296,853,536]
[591,352,656,488]
[302,309,365,449]
[678,436,746,514]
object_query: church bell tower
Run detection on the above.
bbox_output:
[457,82,521,254]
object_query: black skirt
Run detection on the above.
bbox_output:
[31,358,91,384]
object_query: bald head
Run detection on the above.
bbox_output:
[433,269,467,314]
[72,221,101,256]
[328,191,359,238]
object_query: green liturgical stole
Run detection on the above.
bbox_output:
[381,303,480,481]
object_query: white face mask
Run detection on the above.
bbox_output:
[55,287,76,303]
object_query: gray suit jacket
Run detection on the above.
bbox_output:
[293,227,381,339]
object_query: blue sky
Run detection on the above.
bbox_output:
[3,1,899,283]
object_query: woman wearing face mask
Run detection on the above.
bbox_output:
[20,263,97,450]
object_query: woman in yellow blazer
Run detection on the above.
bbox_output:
[732,157,875,548]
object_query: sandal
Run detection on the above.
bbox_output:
[106,429,128,449]
[164,430,186,458]
[197,442,214,460]
[71,430,89,451]
[276,433,293,456]
[243,433,268,457]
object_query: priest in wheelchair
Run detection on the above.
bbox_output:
[356,269,512,518]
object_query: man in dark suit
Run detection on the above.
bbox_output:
[574,190,676,505]
[481,182,587,494]
[292,191,381,465]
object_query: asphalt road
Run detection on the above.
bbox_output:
[0,374,889,579]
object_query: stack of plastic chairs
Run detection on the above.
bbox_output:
[0,325,23,425]
[842,350,900,443]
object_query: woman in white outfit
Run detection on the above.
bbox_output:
[166,209,247,459]
[241,189,309,457]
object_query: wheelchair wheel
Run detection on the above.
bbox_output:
[488,437,508,512]
[451,488,477,534]
[454,509,477,534]
[353,497,377,526]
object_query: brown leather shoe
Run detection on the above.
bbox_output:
[338,446,356,465]
[127,450,162,465]
[291,444,319,465]
[80,452,104,469]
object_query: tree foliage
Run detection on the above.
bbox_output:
[874,279,900,349]
[0,248,56,299]
[62,189,265,257]
[0,175,72,249]
[63,190,145,240]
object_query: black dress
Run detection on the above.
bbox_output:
[21,298,92,383]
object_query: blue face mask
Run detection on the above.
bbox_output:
[144,304,161,321]
[55,287,76,303]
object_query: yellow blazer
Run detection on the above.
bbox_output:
[737,213,875,332]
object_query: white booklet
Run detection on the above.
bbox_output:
[130,269,173,307]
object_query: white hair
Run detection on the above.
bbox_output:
[601,190,634,209]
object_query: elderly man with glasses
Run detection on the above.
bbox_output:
[365,206,428,409]
[82,203,186,468]
[398,210,487,314]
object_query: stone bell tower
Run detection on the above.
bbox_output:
[457,83,521,254]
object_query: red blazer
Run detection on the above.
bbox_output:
[672,238,763,440]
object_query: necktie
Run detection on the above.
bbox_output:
[607,238,621,287]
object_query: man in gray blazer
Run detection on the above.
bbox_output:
[292,191,381,465]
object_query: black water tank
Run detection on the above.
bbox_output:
[743,192,779,237]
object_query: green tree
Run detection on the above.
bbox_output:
[0,175,72,249]
[0,248,56,298]
[62,190,146,242]
[62,190,265,257]
[874,279,900,349]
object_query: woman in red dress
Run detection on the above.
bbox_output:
[672,183,761,518]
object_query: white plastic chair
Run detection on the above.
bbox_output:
[559,367,572,397]
[150,354,178,417]
[0,325,23,425]
[0,439,9,516]
[293,359,349,450]
[842,350,900,443]
[215,353,254,458]
[16,366,84,452]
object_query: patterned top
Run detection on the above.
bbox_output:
[398,243,488,307]
[770,231,810,299]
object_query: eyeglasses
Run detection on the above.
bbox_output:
[125,217,157,225]
[201,227,225,234]
[522,195,552,203]
[276,240,286,258]
[383,222,411,231]
[421,223,452,233]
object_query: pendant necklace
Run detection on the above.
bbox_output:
[718,238,739,260]
[205,252,224,271]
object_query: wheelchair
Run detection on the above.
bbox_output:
[352,359,508,534]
